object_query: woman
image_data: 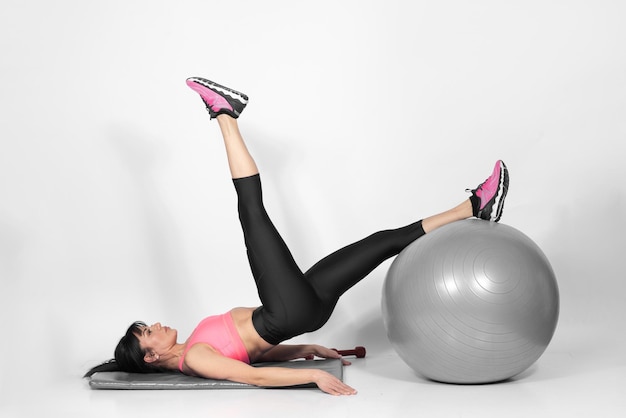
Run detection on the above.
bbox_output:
[86,77,509,395]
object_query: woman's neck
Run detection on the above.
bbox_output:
[156,342,187,371]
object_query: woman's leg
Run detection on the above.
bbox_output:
[233,174,321,344]
[188,78,324,344]
[212,117,321,344]
[216,115,259,178]
[302,161,508,329]
[301,201,472,330]
[305,201,472,297]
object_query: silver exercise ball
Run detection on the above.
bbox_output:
[382,220,559,384]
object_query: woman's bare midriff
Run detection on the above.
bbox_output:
[229,307,275,362]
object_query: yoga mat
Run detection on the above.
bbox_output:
[88,359,342,390]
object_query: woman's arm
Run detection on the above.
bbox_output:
[255,344,349,363]
[184,344,356,396]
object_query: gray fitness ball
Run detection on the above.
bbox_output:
[382,219,559,384]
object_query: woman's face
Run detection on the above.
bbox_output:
[136,322,178,359]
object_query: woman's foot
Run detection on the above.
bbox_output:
[186,77,248,119]
[467,160,509,222]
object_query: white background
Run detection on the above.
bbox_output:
[1,1,625,416]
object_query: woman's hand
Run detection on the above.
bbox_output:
[303,344,352,366]
[313,370,358,396]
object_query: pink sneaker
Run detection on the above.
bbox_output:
[467,160,509,222]
[186,77,248,119]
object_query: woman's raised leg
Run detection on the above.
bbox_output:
[185,77,258,179]
[187,77,326,344]
[216,115,259,178]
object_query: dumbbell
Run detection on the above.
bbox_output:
[303,346,367,360]
[332,346,366,358]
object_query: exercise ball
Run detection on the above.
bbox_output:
[382,219,559,384]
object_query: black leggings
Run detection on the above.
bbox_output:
[234,174,425,345]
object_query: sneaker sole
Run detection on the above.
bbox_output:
[492,161,509,222]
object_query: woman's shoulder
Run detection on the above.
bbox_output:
[179,343,219,374]
[182,343,254,379]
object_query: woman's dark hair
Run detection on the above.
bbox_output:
[84,321,168,378]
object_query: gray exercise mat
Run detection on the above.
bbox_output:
[88,359,342,390]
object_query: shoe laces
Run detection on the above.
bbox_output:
[201,98,219,118]
[466,174,491,197]
[465,186,482,196]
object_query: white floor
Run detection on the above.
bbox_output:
[3,327,625,418]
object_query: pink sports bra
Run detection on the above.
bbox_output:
[178,312,250,372]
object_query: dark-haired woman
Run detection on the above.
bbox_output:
[86,77,509,395]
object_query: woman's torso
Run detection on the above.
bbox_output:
[180,307,274,372]
[229,307,275,361]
